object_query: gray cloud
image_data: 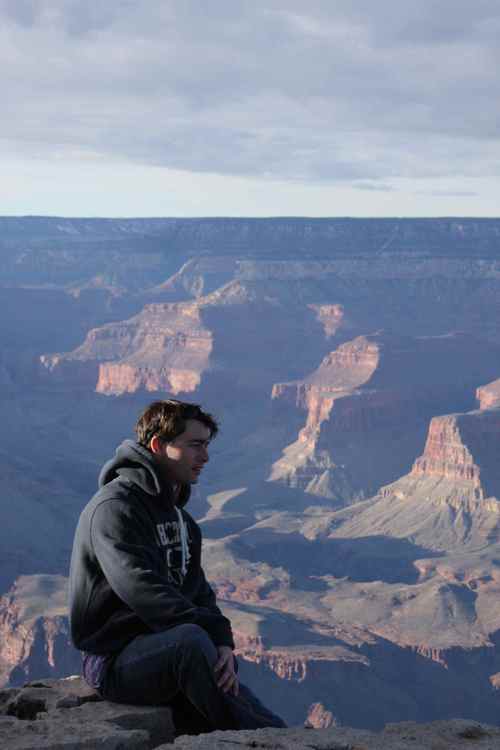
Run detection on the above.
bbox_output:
[1,0,499,185]
[354,182,394,192]
[416,190,479,197]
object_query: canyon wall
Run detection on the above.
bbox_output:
[269,334,500,504]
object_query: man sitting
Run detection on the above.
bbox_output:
[69,399,286,734]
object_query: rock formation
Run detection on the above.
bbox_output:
[1,677,498,749]
[0,676,175,748]
[410,410,500,504]
[0,576,79,688]
[148,257,239,301]
[269,333,500,505]
[477,378,500,410]
[169,721,500,749]
[39,278,353,398]
[41,303,213,396]
[304,701,337,728]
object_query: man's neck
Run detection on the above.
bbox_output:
[151,453,181,501]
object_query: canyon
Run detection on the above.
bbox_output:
[1,216,500,732]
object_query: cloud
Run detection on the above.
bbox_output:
[416,189,479,197]
[1,0,499,186]
[354,182,394,192]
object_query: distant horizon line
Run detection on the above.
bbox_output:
[1,214,500,221]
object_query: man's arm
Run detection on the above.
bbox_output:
[193,567,235,648]
[90,499,232,643]
[188,518,234,649]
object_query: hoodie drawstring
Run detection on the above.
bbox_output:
[175,507,191,577]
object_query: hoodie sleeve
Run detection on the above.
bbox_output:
[90,498,233,646]
[184,513,234,649]
[193,567,234,649]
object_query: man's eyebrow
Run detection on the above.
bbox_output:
[188,439,211,444]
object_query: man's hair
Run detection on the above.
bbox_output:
[135,399,219,448]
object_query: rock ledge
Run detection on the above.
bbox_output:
[1,677,499,749]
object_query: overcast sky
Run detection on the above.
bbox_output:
[2,0,499,217]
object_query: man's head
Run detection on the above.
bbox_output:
[135,399,218,486]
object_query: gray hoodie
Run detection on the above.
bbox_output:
[69,440,234,657]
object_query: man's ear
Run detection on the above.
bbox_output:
[150,435,163,456]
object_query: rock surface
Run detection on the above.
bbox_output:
[269,333,500,504]
[0,578,80,688]
[410,410,500,502]
[168,720,500,749]
[40,303,213,396]
[0,676,498,750]
[477,379,500,410]
[39,277,351,398]
[0,676,174,749]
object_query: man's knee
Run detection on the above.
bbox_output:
[174,624,216,661]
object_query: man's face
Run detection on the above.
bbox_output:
[158,419,211,485]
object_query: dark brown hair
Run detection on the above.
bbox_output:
[135,399,219,449]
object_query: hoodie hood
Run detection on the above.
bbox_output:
[98,439,191,508]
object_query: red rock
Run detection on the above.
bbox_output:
[305,702,337,729]
[307,304,346,339]
[40,280,353,397]
[410,410,500,501]
[0,576,79,688]
[270,333,500,505]
[40,303,212,396]
[477,379,500,410]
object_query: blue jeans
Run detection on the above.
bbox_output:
[99,624,286,734]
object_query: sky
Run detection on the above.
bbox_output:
[2,0,500,217]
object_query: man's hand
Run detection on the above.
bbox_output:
[214,645,239,696]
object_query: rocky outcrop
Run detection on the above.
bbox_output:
[0,676,174,749]
[1,679,497,750]
[0,576,80,688]
[149,257,239,301]
[39,276,353,397]
[477,378,500,410]
[307,304,346,339]
[271,335,379,409]
[40,303,213,396]
[410,410,500,504]
[304,701,337,728]
[269,333,500,505]
[169,720,500,749]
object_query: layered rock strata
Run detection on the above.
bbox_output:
[148,257,239,301]
[410,410,500,503]
[0,576,79,688]
[40,280,352,397]
[41,303,213,396]
[269,333,500,505]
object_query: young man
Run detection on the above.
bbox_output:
[69,399,285,735]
